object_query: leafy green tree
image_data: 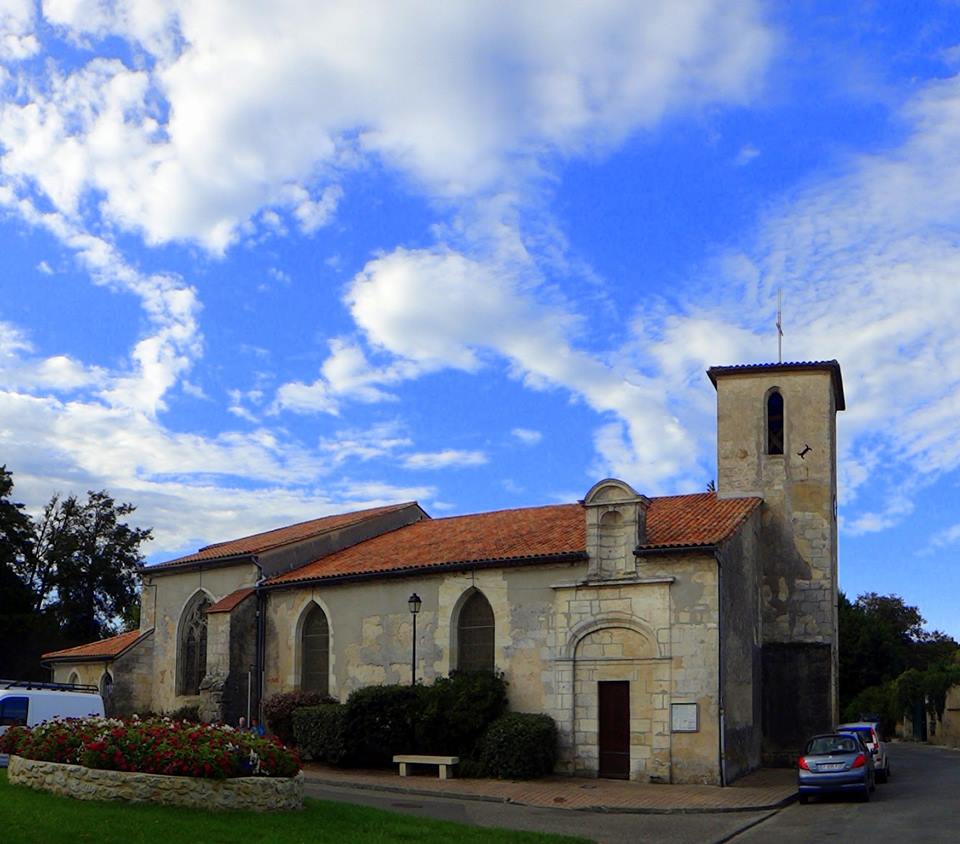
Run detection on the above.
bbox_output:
[17,490,152,642]
[839,590,959,716]
[0,466,57,680]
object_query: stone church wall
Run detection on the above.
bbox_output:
[142,563,258,714]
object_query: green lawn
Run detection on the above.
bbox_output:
[0,770,588,844]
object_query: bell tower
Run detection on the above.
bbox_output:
[708,360,845,764]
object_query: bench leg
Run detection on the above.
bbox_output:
[439,765,449,780]
[399,763,408,777]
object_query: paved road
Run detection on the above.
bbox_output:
[731,742,960,843]
[303,781,774,844]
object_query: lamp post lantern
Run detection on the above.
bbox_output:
[408,592,422,686]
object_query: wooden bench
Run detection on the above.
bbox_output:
[393,754,459,780]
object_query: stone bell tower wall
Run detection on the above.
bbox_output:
[710,362,843,764]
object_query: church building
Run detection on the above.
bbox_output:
[44,361,845,784]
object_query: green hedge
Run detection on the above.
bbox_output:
[263,690,332,745]
[342,684,424,766]
[293,704,348,764]
[416,671,508,758]
[477,713,558,779]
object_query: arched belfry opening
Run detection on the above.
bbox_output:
[767,389,784,455]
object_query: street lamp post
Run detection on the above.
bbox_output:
[408,592,422,686]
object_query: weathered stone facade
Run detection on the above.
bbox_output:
[8,755,303,811]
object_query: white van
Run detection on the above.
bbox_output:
[0,680,105,766]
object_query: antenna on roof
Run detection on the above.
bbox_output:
[776,288,783,364]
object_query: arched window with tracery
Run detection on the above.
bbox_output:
[178,594,210,696]
[456,591,495,673]
[301,604,330,696]
[767,389,784,455]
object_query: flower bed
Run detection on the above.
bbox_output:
[0,717,300,779]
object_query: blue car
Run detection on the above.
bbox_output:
[797,732,876,804]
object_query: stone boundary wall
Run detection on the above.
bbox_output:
[8,755,303,811]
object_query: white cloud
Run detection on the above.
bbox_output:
[342,245,695,488]
[925,522,960,553]
[403,449,488,470]
[1,1,773,250]
[511,427,542,445]
[735,144,760,166]
[319,422,413,465]
[0,0,38,60]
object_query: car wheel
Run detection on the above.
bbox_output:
[876,768,887,784]
[885,764,891,781]
[799,794,809,805]
[860,785,871,802]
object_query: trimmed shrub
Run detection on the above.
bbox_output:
[1,716,300,779]
[477,713,557,779]
[416,671,508,758]
[343,684,425,766]
[292,704,348,765]
[263,690,331,746]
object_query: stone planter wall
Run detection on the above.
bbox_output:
[7,755,303,811]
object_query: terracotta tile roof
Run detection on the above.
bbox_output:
[42,629,151,661]
[206,587,255,614]
[148,502,418,570]
[266,492,761,586]
[707,360,845,410]
[641,492,761,550]
[268,503,586,585]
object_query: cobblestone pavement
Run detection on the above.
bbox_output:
[301,764,797,814]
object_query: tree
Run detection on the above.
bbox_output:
[16,490,152,642]
[0,466,58,680]
[839,590,959,717]
[0,465,34,616]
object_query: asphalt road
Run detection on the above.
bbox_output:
[303,781,774,844]
[731,742,960,843]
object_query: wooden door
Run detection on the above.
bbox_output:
[598,681,630,779]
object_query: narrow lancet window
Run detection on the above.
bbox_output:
[767,390,784,455]
[178,593,210,696]
[457,591,495,673]
[301,604,330,696]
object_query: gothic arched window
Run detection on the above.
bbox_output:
[178,594,210,696]
[456,591,495,673]
[767,390,784,455]
[301,604,330,696]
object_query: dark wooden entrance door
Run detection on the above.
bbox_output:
[598,680,630,779]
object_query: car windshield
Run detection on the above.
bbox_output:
[806,736,859,755]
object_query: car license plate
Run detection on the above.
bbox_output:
[821,763,844,770]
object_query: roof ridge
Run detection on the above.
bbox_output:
[426,501,582,523]
[197,501,415,551]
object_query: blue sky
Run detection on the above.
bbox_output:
[2,1,960,636]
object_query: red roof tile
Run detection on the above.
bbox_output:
[43,629,150,661]
[267,492,761,586]
[149,502,418,570]
[641,492,761,549]
[206,588,255,614]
